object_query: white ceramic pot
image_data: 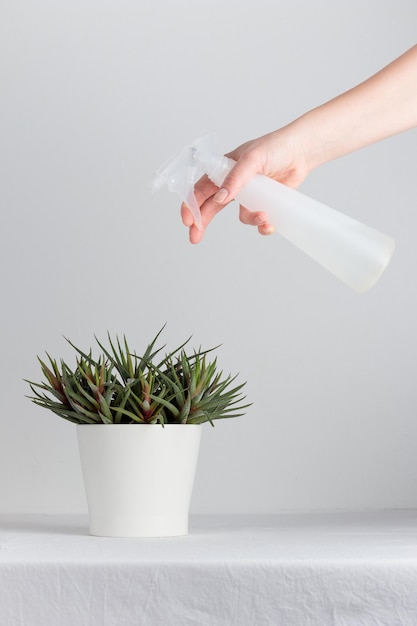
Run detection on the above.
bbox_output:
[77,424,202,538]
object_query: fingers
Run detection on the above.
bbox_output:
[239,206,275,236]
[186,150,261,242]
[180,175,220,240]
[180,144,272,242]
[182,199,275,242]
[188,194,227,243]
[188,223,204,244]
[211,149,260,206]
[194,175,218,207]
[180,202,194,227]
[258,223,275,236]
[181,195,226,244]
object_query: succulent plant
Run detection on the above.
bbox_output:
[26,327,251,425]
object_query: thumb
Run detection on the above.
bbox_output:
[213,153,259,205]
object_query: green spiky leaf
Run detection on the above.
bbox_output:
[25,326,251,425]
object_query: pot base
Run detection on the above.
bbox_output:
[89,514,189,538]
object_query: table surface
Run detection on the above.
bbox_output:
[1,511,417,625]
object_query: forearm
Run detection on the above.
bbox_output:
[293,44,417,171]
[184,45,417,241]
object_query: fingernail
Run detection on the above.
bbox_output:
[214,188,228,204]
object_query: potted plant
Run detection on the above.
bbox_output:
[26,326,250,537]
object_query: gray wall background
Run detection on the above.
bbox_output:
[1,0,416,514]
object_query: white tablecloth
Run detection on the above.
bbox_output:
[1,511,416,625]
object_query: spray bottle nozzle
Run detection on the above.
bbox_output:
[152,134,218,231]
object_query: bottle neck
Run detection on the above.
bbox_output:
[196,151,235,188]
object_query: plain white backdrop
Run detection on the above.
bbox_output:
[1,0,416,514]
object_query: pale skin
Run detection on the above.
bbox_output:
[181,44,417,244]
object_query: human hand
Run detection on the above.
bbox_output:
[181,125,311,244]
[182,44,417,244]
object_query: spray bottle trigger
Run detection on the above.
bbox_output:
[184,189,203,231]
[152,134,218,232]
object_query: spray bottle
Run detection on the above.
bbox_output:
[152,135,395,293]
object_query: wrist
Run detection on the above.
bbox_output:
[287,110,333,173]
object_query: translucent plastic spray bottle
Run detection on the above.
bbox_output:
[152,135,395,293]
